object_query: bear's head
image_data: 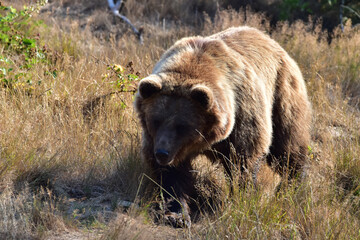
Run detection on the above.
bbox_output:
[135,74,234,166]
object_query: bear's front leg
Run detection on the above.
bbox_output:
[156,161,195,228]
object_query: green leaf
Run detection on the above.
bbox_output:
[127,74,139,81]
[23,38,36,47]
[9,7,17,14]
[0,67,7,76]
[0,55,12,64]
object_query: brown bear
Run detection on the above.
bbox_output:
[135,26,311,227]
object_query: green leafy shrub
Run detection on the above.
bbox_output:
[0,2,51,94]
[101,61,140,109]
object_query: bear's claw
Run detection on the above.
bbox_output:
[164,211,191,228]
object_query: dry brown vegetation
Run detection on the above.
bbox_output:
[1,0,360,239]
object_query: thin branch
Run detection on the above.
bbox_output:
[341,4,360,19]
[340,0,344,32]
[107,0,143,44]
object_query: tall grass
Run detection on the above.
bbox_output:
[1,0,360,239]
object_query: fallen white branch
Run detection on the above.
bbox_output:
[107,0,143,44]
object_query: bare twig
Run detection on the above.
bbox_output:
[107,0,143,44]
[341,4,360,19]
[340,0,344,32]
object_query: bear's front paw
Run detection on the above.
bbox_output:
[164,211,191,228]
[156,197,192,228]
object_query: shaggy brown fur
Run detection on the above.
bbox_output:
[135,26,311,227]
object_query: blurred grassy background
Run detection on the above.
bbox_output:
[0,0,359,239]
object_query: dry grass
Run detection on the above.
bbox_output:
[1,0,360,239]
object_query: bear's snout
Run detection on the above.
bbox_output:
[155,149,170,165]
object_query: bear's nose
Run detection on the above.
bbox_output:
[155,149,170,165]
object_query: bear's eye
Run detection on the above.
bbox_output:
[175,124,190,135]
[152,119,162,129]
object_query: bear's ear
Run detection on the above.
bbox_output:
[190,85,214,110]
[138,75,162,99]
[202,39,227,58]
